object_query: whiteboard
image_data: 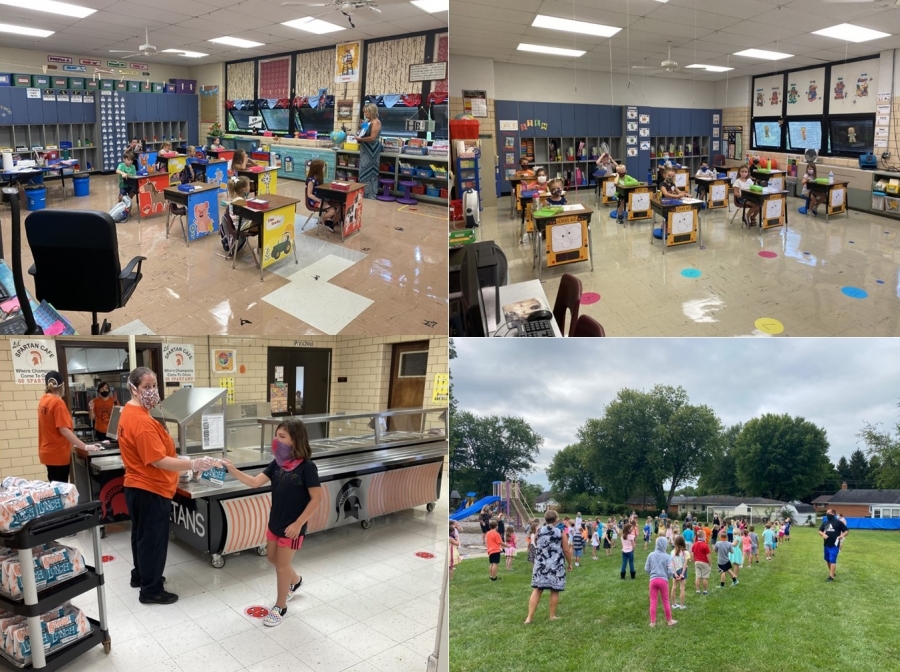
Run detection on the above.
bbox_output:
[785,67,826,116]
[829,58,878,115]
[753,73,784,116]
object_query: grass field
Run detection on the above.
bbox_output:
[449,526,900,672]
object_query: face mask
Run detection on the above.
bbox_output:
[537,176,547,184]
[130,384,159,410]
[701,166,708,172]
[551,189,562,197]
[808,171,814,175]
[272,439,294,467]
[99,390,110,398]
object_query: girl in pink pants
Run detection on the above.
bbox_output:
[645,537,677,627]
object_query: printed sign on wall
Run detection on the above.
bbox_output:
[212,349,237,374]
[753,73,784,114]
[162,344,195,383]
[785,67,825,116]
[10,339,58,385]
[334,41,361,83]
[830,58,878,114]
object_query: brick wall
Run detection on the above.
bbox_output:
[0,336,447,480]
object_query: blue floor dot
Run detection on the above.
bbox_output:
[841,286,868,299]
[803,251,810,255]
[848,240,854,244]
[876,280,885,285]
[681,268,702,279]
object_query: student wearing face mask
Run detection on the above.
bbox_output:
[118,367,218,605]
[223,420,324,627]
[546,178,567,206]
[694,162,712,200]
[613,164,630,223]
[801,163,825,215]
[38,371,97,483]
[89,382,119,441]
[526,167,549,192]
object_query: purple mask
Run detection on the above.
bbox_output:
[272,439,293,467]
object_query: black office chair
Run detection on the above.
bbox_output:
[24,210,146,334]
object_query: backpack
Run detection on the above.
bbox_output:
[219,209,248,254]
[109,195,131,223]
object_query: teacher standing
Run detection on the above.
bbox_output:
[38,371,96,482]
[118,366,216,605]
[357,103,382,199]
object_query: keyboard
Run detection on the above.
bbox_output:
[0,315,28,334]
[519,319,555,338]
[0,284,9,301]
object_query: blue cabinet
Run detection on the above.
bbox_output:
[122,92,133,122]
[546,103,561,136]
[574,104,588,136]
[586,105,600,136]
[517,101,533,137]
[610,107,622,137]
[186,96,198,144]
[658,108,670,136]
[495,100,518,127]
[559,104,575,136]
[10,88,27,125]
[177,95,189,123]
[69,100,82,124]
[83,99,96,124]
[532,102,548,138]
[0,88,12,126]
[56,99,71,124]
[703,110,715,136]
[593,105,607,136]
[27,95,43,125]
[134,93,147,121]
[146,94,158,121]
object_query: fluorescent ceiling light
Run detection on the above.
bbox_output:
[531,15,621,38]
[208,36,264,48]
[812,23,890,43]
[282,17,345,34]
[0,0,94,18]
[518,43,585,57]
[411,0,448,11]
[162,49,208,58]
[685,64,734,72]
[0,22,53,37]
[733,48,793,60]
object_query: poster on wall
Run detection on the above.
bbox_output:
[162,344,195,383]
[626,107,638,119]
[713,114,720,125]
[627,147,638,157]
[220,377,235,405]
[639,114,650,124]
[829,57,878,114]
[753,73,784,114]
[627,121,638,131]
[334,41,362,83]
[9,339,57,385]
[639,127,649,137]
[432,373,449,403]
[212,349,237,374]
[784,67,825,116]
[462,90,488,118]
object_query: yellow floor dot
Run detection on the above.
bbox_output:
[754,317,784,335]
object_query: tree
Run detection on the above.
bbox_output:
[836,456,849,481]
[846,449,872,489]
[858,411,900,489]
[807,461,842,503]
[518,481,544,508]
[732,414,831,501]
[578,385,722,510]
[450,411,543,496]
[697,423,742,496]
[547,443,601,505]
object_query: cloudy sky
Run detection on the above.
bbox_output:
[452,339,900,490]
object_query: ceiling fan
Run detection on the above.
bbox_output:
[279,0,382,28]
[108,26,158,59]
[631,42,683,75]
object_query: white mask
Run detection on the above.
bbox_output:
[537,176,547,184]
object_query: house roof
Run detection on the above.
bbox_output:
[673,496,786,507]
[827,489,900,505]
[535,492,554,504]
[811,495,833,504]
[791,504,816,513]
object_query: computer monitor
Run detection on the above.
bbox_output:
[786,120,822,151]
[106,405,122,441]
[829,117,874,155]
[753,120,781,149]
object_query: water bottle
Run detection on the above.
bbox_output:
[828,171,834,184]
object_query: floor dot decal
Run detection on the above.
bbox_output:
[758,250,777,258]
[876,280,885,285]
[803,252,810,255]
[754,317,784,335]
[681,268,702,279]
[848,240,854,244]
[841,286,868,299]
[415,552,435,559]
[244,606,270,619]
[581,292,601,305]
[101,555,115,563]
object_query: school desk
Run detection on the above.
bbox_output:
[649,197,704,255]
[739,187,789,235]
[531,204,594,280]
[192,158,229,190]
[207,147,235,165]
[162,182,221,244]
[126,173,170,221]
[615,182,653,222]
[594,173,618,207]
[750,169,786,192]
[313,182,366,242]
[482,279,562,337]
[804,180,849,221]
[232,195,301,280]
[518,190,550,243]
[237,166,278,196]
[671,167,691,191]
[507,176,527,219]
[694,175,732,209]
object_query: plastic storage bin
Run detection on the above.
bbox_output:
[425,186,440,197]
[885,196,900,213]
[72,174,90,197]
[872,193,885,211]
[24,185,46,211]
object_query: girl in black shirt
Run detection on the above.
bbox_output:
[224,419,323,627]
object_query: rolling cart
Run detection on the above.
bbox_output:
[0,502,111,670]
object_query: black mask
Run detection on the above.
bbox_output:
[99,390,110,398]
[552,189,562,196]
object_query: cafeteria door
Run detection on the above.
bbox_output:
[266,347,331,440]
[387,341,429,432]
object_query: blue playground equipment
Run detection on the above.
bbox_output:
[450,495,500,522]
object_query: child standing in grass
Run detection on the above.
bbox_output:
[486,520,506,581]
[670,535,690,610]
[749,525,760,564]
[591,524,601,560]
[449,521,460,580]
[571,523,584,567]
[715,532,739,588]
[692,531,711,595]
[763,523,776,560]
[504,527,517,570]
[604,523,614,556]
[645,537,677,627]
[620,523,637,579]
[497,512,506,541]
[741,528,752,569]
[643,518,652,550]
[729,527,743,578]
[526,520,539,565]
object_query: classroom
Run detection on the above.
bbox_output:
[449,0,900,337]
[0,0,448,337]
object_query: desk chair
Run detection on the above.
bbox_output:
[24,210,146,334]
[222,210,259,270]
[572,314,606,337]
[730,192,748,226]
[552,273,582,337]
[166,202,188,242]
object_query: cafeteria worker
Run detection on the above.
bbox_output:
[118,366,217,605]
[89,381,119,441]
[38,371,97,483]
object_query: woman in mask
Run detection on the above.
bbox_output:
[38,371,97,483]
[224,419,323,627]
[118,367,218,605]
[89,382,119,441]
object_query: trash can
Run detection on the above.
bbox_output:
[73,174,90,197]
[24,185,46,210]
[27,172,44,186]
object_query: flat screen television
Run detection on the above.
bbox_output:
[260,108,290,132]
[786,120,822,151]
[830,118,874,154]
[753,120,781,148]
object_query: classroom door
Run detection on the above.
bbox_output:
[387,341,429,432]
[266,347,331,439]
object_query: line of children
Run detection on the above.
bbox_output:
[763,522,776,560]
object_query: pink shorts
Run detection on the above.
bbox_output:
[266,528,304,550]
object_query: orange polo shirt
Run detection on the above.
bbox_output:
[486,529,503,555]
[37,394,73,466]
[119,403,178,498]
[92,396,117,433]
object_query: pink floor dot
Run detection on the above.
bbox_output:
[581,292,601,305]
[758,250,777,258]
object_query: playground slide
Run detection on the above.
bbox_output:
[450,496,500,522]
[510,496,533,527]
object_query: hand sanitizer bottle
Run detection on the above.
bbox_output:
[828,171,834,184]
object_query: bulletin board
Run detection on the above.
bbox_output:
[200,85,219,123]
[829,58,878,114]
[784,67,825,116]
[752,74,785,116]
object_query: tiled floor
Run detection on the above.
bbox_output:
[3,175,446,335]
[475,189,900,336]
[60,498,447,672]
